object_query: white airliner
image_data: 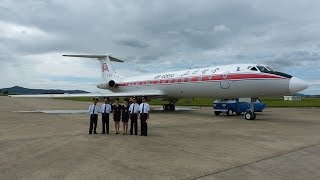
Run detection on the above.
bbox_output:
[11,54,308,120]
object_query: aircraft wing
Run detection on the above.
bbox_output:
[8,90,165,98]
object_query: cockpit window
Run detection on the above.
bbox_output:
[265,66,273,71]
[250,67,258,71]
[257,66,270,73]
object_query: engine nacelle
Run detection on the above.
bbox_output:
[97,80,118,89]
[97,83,108,89]
[108,80,117,88]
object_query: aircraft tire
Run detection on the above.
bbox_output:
[244,111,255,120]
[170,104,175,111]
[252,112,256,120]
[214,111,220,116]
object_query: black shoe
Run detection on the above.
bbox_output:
[89,132,92,134]
[94,132,97,134]
[123,133,125,135]
[130,133,133,135]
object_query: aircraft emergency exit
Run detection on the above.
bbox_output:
[10,54,308,120]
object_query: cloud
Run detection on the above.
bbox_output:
[0,0,320,94]
[213,25,231,33]
[116,39,149,48]
[266,50,320,68]
[0,20,48,40]
[308,80,320,86]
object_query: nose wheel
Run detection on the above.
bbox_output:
[244,98,257,120]
[244,111,256,120]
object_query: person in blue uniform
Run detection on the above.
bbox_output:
[88,97,101,134]
[112,97,121,134]
[129,97,139,135]
[121,98,130,135]
[101,97,112,134]
[139,96,150,136]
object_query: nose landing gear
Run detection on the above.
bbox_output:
[244,98,257,120]
[244,111,256,120]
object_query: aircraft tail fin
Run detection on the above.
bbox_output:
[62,54,123,82]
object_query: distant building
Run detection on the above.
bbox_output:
[283,96,302,101]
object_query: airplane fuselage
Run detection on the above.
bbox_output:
[97,64,307,99]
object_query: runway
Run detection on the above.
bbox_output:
[1,96,320,180]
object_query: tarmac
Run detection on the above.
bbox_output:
[0,96,320,180]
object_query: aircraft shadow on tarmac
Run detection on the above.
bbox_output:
[13,106,199,114]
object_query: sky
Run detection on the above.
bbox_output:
[0,0,319,94]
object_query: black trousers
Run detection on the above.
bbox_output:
[102,113,109,134]
[130,114,138,135]
[140,113,148,136]
[89,114,98,134]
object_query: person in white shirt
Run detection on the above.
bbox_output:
[129,97,140,135]
[101,97,112,134]
[139,96,150,136]
[88,97,101,134]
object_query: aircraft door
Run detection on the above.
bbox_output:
[220,72,230,89]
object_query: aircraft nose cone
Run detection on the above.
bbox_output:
[289,77,308,94]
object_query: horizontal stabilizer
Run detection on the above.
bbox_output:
[62,54,124,62]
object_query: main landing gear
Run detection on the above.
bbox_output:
[244,98,257,120]
[163,100,177,111]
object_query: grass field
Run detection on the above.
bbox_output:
[56,97,320,107]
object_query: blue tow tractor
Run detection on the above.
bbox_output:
[213,98,266,120]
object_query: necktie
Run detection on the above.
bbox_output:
[142,103,144,113]
[104,104,107,113]
[132,103,135,114]
[93,105,96,114]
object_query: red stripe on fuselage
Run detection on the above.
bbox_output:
[117,73,287,87]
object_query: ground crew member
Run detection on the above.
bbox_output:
[101,97,112,134]
[88,97,100,134]
[139,96,150,136]
[129,97,139,135]
[113,97,121,134]
[121,98,130,135]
